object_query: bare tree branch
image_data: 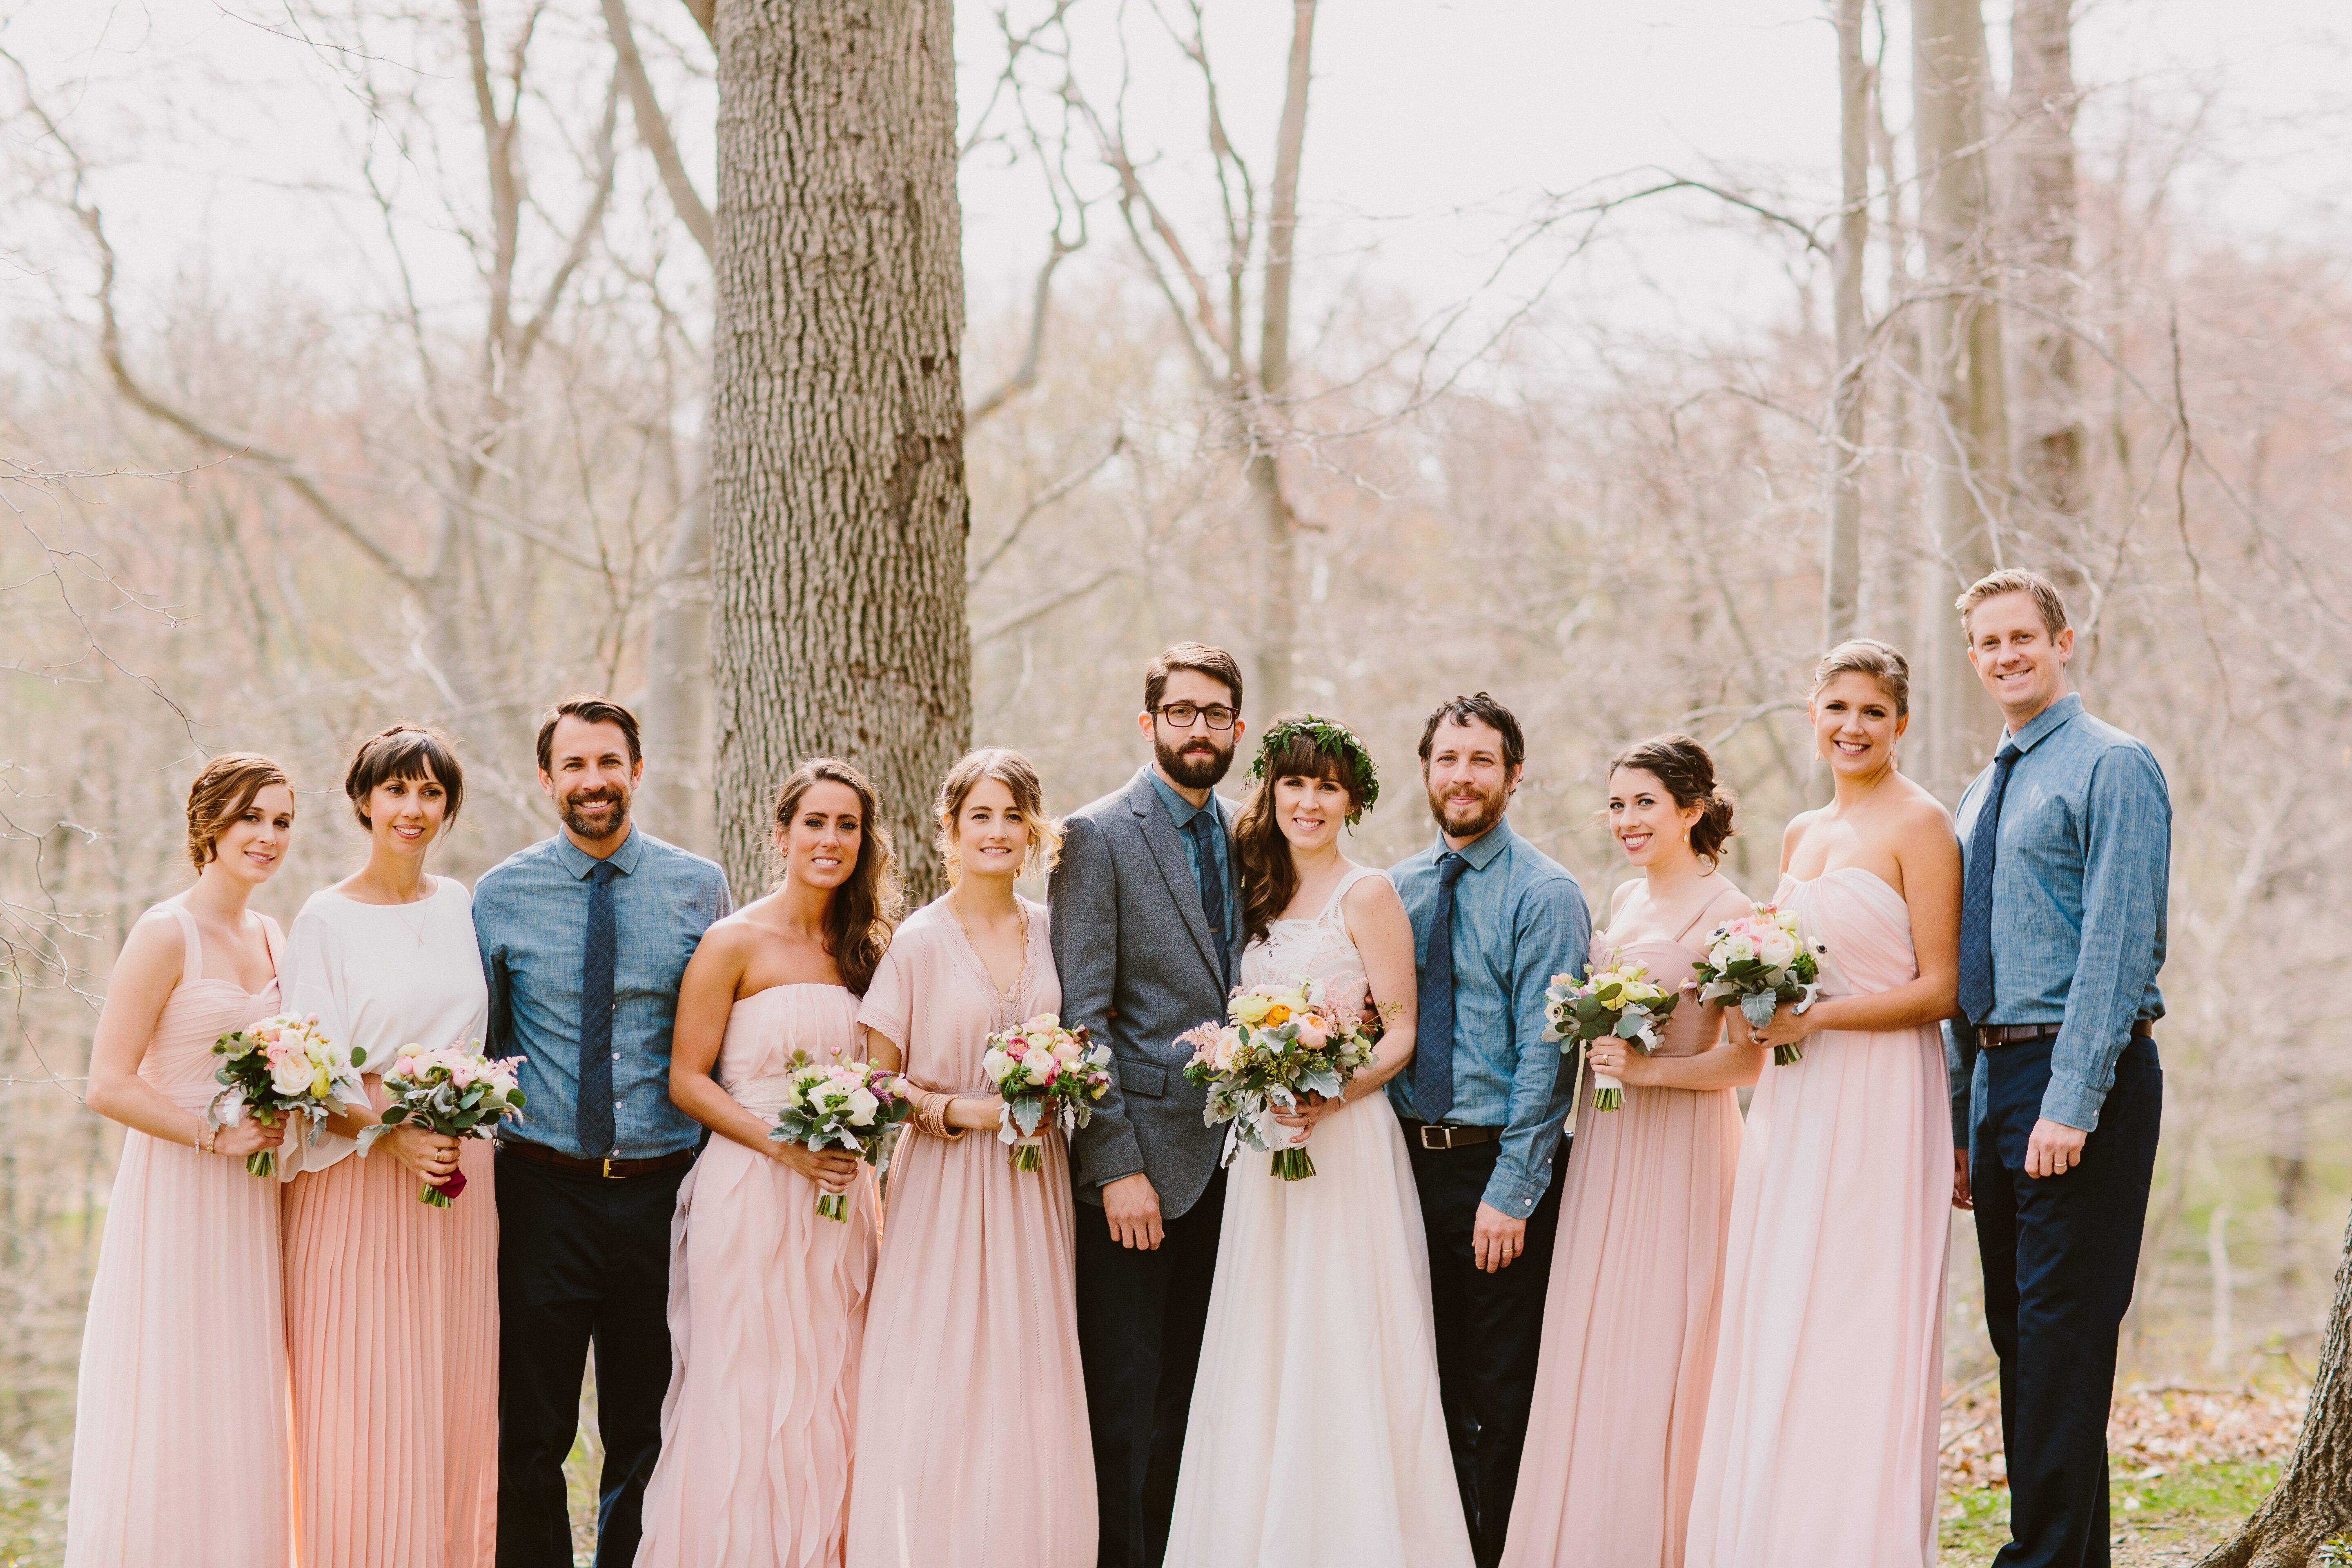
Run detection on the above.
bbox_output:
[968,431,1125,584]
[605,0,715,259]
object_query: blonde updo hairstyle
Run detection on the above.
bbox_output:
[185,753,294,873]
[1810,637,1911,716]
[933,747,1062,884]
[1607,734,1738,865]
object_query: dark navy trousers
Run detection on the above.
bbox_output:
[1971,1036,2162,1568]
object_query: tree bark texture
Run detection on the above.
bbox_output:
[708,0,971,902]
[2198,1198,2352,1568]
[2006,0,2086,564]
[1822,0,1870,648]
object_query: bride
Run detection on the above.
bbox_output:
[1163,715,1474,1568]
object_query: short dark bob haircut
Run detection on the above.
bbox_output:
[345,724,466,829]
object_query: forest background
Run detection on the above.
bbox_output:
[3,1,2349,1563]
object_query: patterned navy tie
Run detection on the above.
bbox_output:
[1956,743,2022,1026]
[1187,809,1230,989]
[1412,852,1470,1124]
[578,860,620,1157]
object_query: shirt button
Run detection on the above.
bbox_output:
[612,1052,621,1061]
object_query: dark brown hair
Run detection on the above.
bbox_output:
[1233,722,1365,946]
[1418,691,1527,773]
[1811,639,1912,717]
[1608,734,1737,864]
[1956,567,2070,639]
[1143,642,1244,716]
[345,724,466,829]
[772,758,900,996]
[186,753,294,873]
[933,747,1062,884]
[535,695,642,775]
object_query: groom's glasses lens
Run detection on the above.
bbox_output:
[1157,702,1236,731]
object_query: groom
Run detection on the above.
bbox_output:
[1388,693,1589,1568]
[1946,568,2169,1568]
[1053,641,1247,1568]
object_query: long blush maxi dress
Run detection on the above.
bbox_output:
[1501,927,1741,1568]
[843,895,1094,1568]
[634,983,879,1568]
[1683,870,1950,1568]
[278,876,497,1568]
[65,902,294,1568]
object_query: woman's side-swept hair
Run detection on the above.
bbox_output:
[932,747,1062,885]
[186,754,294,873]
[772,758,900,995]
[1233,721,1368,947]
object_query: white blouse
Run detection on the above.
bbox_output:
[278,876,491,1177]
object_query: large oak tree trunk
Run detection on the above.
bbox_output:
[707,0,971,902]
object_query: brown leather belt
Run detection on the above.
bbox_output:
[1978,1019,2156,1048]
[497,1137,697,1180]
[1401,1122,1501,1152]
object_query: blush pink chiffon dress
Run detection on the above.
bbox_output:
[1683,870,1949,1568]
[843,895,1094,1568]
[65,902,294,1568]
[634,983,879,1568]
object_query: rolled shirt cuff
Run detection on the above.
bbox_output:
[2038,1074,2105,1135]
[1479,1167,1549,1220]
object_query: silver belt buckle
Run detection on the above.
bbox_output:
[1419,1124,1452,1151]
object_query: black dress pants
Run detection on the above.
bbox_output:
[1972,1036,2163,1568]
[1075,1165,1227,1568]
[1408,1134,1565,1568]
[494,1148,689,1568]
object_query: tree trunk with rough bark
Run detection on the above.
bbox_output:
[2007,0,2085,577]
[707,0,971,902]
[1822,0,1869,649]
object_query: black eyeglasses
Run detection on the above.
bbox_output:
[1155,702,1238,731]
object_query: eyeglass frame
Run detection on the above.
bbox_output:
[1152,702,1239,732]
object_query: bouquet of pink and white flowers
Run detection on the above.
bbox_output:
[1179,978,1380,1181]
[357,1041,527,1205]
[767,1052,914,1219]
[1690,903,1828,1065]
[1543,962,1683,1111]
[980,1014,1114,1173]
[210,1014,366,1177]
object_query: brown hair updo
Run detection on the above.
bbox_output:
[185,753,294,873]
[772,758,900,995]
[1811,638,1911,717]
[1608,734,1737,864]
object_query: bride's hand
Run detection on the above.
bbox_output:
[1269,1090,1344,1136]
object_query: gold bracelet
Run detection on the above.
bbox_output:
[927,1091,967,1143]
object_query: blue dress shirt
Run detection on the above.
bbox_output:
[1147,770,1238,944]
[474,825,731,1159]
[1943,692,2169,1141]
[1388,816,1592,1218]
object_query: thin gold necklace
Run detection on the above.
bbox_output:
[949,888,1026,999]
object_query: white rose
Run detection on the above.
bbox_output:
[845,1086,879,1127]
[982,1047,1012,1081]
[1023,1046,1059,1079]
[268,1053,316,1097]
[1756,930,1797,969]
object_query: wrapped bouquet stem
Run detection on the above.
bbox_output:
[1691,903,1829,1065]
[1542,962,1682,1112]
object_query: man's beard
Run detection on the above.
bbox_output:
[561,786,632,843]
[1156,734,1234,791]
[1426,778,1507,840]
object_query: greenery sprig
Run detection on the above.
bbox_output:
[1247,713,1381,825]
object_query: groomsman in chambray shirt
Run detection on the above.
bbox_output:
[473,696,730,1568]
[1388,692,1590,1568]
[1944,569,2169,1568]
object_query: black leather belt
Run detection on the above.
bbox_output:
[1400,1122,1501,1152]
[1978,1019,2155,1048]
[497,1137,697,1180]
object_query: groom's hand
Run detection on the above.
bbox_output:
[1472,1202,1526,1273]
[1102,1172,1165,1250]
[2024,1118,2087,1180]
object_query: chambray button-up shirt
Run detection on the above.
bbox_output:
[474,825,731,1160]
[1388,816,1592,1218]
[1944,692,2170,1141]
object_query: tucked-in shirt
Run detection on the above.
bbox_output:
[1148,769,1238,947]
[1388,815,1592,1218]
[473,826,731,1160]
[1942,692,2169,1140]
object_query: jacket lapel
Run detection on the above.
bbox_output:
[1127,768,1223,983]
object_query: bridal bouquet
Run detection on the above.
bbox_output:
[356,1041,527,1205]
[209,1014,365,1178]
[1542,962,1682,1111]
[1179,979,1379,1181]
[767,1053,913,1219]
[980,1014,1114,1173]
[1690,903,1828,1065]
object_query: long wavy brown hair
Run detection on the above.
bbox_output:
[1233,726,1365,947]
[771,758,900,996]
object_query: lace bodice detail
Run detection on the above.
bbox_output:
[1239,864,1383,1013]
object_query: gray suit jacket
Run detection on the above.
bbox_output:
[1051,764,1238,1221]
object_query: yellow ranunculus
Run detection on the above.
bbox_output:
[1265,1004,1292,1027]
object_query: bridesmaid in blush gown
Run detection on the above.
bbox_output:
[635,759,900,1568]
[67,756,299,1568]
[1685,641,1960,1568]
[1502,735,1759,1568]
[845,748,1094,1568]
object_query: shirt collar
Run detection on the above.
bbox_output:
[555,823,644,880]
[1148,768,1219,831]
[2002,690,2083,756]
[1437,813,1516,872]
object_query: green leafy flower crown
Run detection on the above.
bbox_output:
[1247,713,1380,825]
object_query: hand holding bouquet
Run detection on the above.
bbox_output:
[1691,903,1828,1065]
[1543,962,1682,1111]
[210,1014,365,1177]
[1179,979,1379,1180]
[980,1014,1114,1173]
[356,1041,527,1205]
[767,1053,913,1219]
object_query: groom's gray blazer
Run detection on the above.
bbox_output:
[1051,764,1237,1221]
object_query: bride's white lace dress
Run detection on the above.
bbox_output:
[1163,864,1474,1568]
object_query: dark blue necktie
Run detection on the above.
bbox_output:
[1956,743,2022,1026]
[1187,810,1230,989]
[579,860,620,1157]
[1413,852,1469,1124]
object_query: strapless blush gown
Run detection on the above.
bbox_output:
[1684,870,1949,1568]
[65,903,293,1568]
[634,984,879,1568]
[1501,933,1740,1568]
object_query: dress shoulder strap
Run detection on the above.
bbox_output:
[165,902,205,982]
[1319,864,1385,925]
[258,914,284,977]
[1671,901,1718,945]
